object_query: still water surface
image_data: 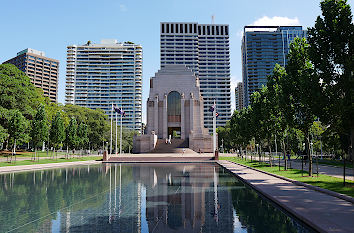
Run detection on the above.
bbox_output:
[0,163,313,233]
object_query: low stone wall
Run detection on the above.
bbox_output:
[133,134,157,153]
[189,133,214,153]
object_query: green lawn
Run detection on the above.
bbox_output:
[0,151,67,158]
[221,156,354,198]
[0,156,103,167]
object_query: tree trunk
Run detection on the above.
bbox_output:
[269,145,272,167]
[350,125,354,161]
[282,139,287,170]
[305,131,313,176]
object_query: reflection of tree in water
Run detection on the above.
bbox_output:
[0,165,132,233]
[228,179,311,233]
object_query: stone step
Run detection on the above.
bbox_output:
[151,139,192,153]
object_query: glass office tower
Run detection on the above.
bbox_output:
[242,26,307,107]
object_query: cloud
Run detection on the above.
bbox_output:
[251,16,300,26]
[236,29,243,39]
[119,4,127,12]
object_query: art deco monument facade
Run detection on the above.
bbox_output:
[133,65,213,153]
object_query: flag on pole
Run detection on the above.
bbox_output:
[216,112,219,118]
[209,105,215,112]
[113,105,126,116]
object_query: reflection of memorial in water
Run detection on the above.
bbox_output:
[133,164,234,232]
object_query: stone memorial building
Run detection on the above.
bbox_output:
[133,65,213,153]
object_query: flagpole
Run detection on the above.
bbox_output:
[110,103,113,155]
[115,110,118,156]
[120,106,123,155]
[213,99,216,154]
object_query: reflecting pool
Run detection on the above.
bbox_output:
[0,163,313,233]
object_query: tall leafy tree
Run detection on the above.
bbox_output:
[8,110,28,160]
[65,117,78,157]
[308,0,354,160]
[49,111,65,159]
[31,104,49,161]
[0,64,45,149]
[63,105,109,150]
[279,37,321,175]
[0,125,7,145]
[267,64,292,167]
[77,122,89,156]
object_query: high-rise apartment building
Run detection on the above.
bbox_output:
[235,82,244,111]
[242,26,307,107]
[160,22,231,130]
[4,48,59,102]
[65,39,142,131]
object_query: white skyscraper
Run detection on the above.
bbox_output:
[65,39,142,130]
[160,22,231,130]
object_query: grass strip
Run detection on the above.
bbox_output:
[0,151,97,158]
[0,156,102,167]
[221,156,354,198]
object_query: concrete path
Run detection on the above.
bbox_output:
[217,160,354,233]
[222,153,354,181]
[0,160,101,174]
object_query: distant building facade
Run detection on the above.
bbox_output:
[242,26,307,107]
[235,82,244,111]
[133,65,213,153]
[160,22,231,131]
[4,48,59,102]
[65,39,142,131]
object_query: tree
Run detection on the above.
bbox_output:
[8,110,28,161]
[77,122,88,156]
[31,104,49,161]
[0,64,45,149]
[267,64,292,168]
[308,0,354,160]
[279,37,321,176]
[49,111,65,159]
[65,117,78,158]
[0,125,7,145]
[63,104,109,150]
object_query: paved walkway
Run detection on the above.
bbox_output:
[0,160,101,174]
[222,153,354,181]
[217,160,354,233]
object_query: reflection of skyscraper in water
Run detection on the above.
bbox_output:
[59,165,140,232]
[133,164,234,232]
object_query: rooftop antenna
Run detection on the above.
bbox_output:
[211,15,215,24]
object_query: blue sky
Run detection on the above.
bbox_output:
[1,0,352,122]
